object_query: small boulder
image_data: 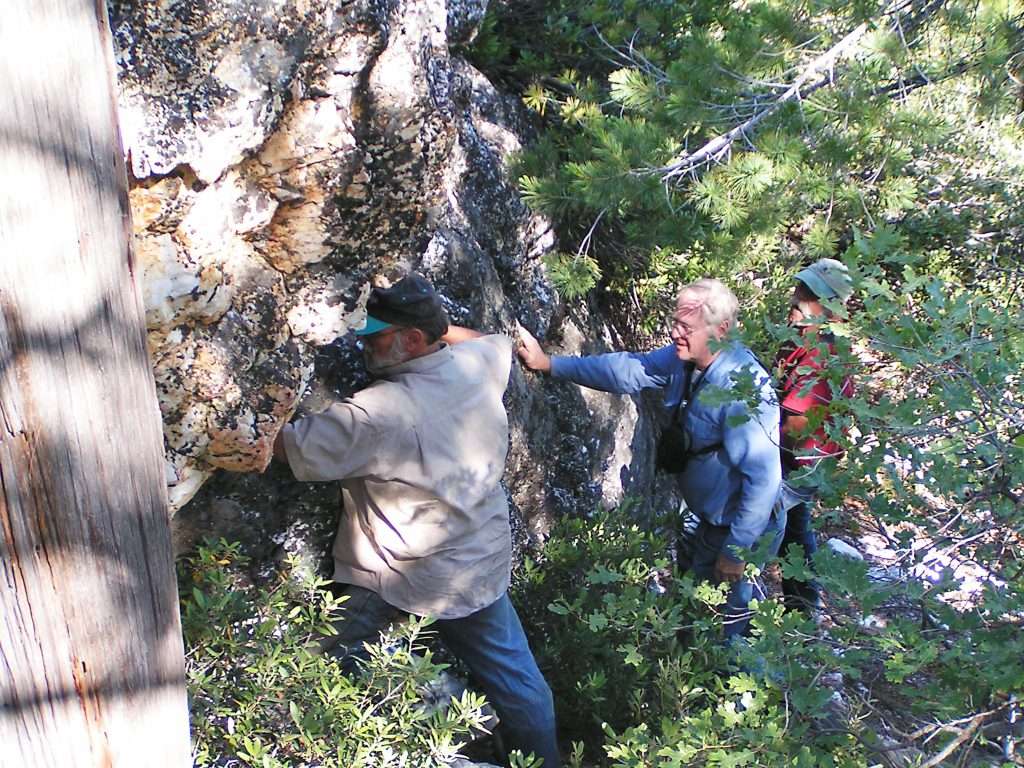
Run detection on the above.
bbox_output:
[826,538,864,560]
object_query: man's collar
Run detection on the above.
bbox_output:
[701,342,748,382]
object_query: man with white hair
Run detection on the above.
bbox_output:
[517,278,782,638]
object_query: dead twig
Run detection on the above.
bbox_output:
[644,22,870,182]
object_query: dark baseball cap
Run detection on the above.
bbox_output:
[355,273,449,338]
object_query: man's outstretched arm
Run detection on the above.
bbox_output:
[519,324,676,393]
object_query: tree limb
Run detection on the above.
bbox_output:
[917,705,1006,768]
[648,21,871,182]
[643,0,950,183]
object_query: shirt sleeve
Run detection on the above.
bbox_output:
[281,401,383,482]
[721,370,782,559]
[549,344,679,394]
[470,333,514,389]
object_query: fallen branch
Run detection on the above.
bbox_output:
[650,21,870,182]
[917,705,1006,768]
[643,0,948,183]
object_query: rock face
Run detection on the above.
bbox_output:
[109,0,680,563]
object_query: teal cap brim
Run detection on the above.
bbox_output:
[795,268,837,300]
[354,315,395,336]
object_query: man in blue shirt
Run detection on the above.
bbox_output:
[517,278,783,638]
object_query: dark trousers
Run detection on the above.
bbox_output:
[688,513,786,639]
[779,501,822,611]
[322,585,560,767]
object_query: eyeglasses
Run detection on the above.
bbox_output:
[667,319,705,337]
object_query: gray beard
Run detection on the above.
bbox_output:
[363,334,408,375]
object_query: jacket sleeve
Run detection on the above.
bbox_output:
[720,371,782,560]
[281,401,382,481]
[549,344,679,394]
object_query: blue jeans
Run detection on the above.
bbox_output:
[689,514,785,639]
[780,501,822,611]
[324,585,560,767]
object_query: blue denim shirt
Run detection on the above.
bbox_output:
[550,343,781,559]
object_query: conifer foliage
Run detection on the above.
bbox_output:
[472,0,1024,310]
[471,1,1024,765]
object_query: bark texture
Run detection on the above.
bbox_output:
[0,2,190,765]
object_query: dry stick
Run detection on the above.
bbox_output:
[576,208,608,258]
[644,0,949,183]
[592,25,668,82]
[917,708,997,768]
[638,0,958,182]
[863,702,1012,768]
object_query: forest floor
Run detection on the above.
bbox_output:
[797,504,1022,768]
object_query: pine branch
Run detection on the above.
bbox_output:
[650,22,871,182]
[645,0,948,184]
[872,39,1024,101]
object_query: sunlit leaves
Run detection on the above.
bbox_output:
[609,67,661,112]
[804,218,839,256]
[542,252,603,298]
[878,176,919,216]
[181,543,490,767]
[559,96,602,124]
[522,82,551,115]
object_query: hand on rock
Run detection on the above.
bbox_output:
[515,323,551,373]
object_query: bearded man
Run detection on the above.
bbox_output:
[273,273,559,767]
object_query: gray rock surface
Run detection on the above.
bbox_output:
[109,0,681,566]
[826,537,864,561]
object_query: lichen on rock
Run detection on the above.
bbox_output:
[112,0,678,552]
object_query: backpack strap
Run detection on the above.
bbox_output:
[675,361,724,457]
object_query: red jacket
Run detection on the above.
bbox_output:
[776,329,853,471]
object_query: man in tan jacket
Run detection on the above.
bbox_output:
[273,273,559,767]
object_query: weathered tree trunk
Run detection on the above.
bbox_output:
[0,2,191,765]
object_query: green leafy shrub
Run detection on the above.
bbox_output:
[514,508,869,767]
[514,482,1022,766]
[180,540,496,767]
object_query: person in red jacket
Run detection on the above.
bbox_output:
[776,258,854,614]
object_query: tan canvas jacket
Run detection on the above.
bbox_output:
[282,334,514,619]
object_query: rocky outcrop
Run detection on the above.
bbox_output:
[109,0,680,561]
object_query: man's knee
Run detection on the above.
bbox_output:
[315,584,405,663]
[517,670,555,721]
